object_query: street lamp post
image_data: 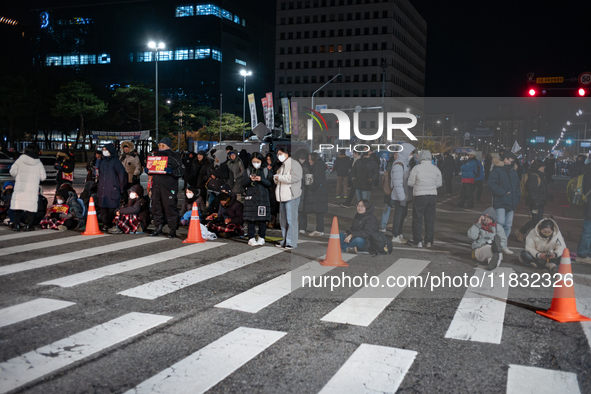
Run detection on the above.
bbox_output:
[148,41,165,145]
[310,73,342,151]
[219,94,223,143]
[240,70,252,142]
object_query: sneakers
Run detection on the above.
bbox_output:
[503,248,514,255]
[257,237,265,246]
[299,230,306,234]
[335,195,341,199]
[108,226,123,234]
[487,253,501,270]
[309,231,324,236]
[425,242,432,248]
[514,229,525,242]
[343,195,348,199]
[284,245,293,250]
[248,238,258,246]
[406,240,422,248]
[391,235,404,244]
[575,256,591,264]
[346,247,357,254]
[545,262,557,271]
[276,243,285,248]
[380,226,387,233]
[57,225,68,231]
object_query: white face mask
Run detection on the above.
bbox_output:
[57,199,64,204]
[278,154,287,163]
[252,162,261,169]
[186,192,194,199]
[129,192,138,200]
[102,150,111,157]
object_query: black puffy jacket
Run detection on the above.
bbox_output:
[346,203,380,240]
[305,161,328,214]
[241,167,272,221]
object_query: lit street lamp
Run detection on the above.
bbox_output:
[148,41,165,145]
[240,70,252,142]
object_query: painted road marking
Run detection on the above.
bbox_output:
[0,312,172,394]
[445,267,513,344]
[506,364,581,394]
[0,234,107,257]
[319,344,417,394]
[124,327,286,394]
[320,258,430,327]
[0,298,75,328]
[0,230,55,243]
[119,247,285,300]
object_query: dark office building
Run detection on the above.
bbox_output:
[30,0,276,115]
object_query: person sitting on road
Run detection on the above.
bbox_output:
[8,186,48,229]
[205,184,232,217]
[0,181,15,224]
[180,187,206,226]
[340,199,380,254]
[40,188,84,231]
[109,184,151,234]
[467,207,507,270]
[206,192,244,238]
[519,219,564,271]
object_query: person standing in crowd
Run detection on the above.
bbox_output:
[519,219,563,271]
[341,151,361,208]
[274,148,303,249]
[239,149,250,166]
[294,149,311,235]
[227,151,245,199]
[147,137,183,238]
[351,151,380,202]
[390,143,415,243]
[340,199,379,253]
[571,154,586,178]
[475,152,485,204]
[488,151,521,255]
[97,143,127,232]
[192,150,213,200]
[515,160,550,242]
[120,141,142,191]
[577,161,591,264]
[544,153,556,186]
[442,151,455,196]
[457,152,478,209]
[407,150,442,248]
[380,153,396,232]
[9,186,47,228]
[8,144,46,231]
[484,154,493,180]
[86,150,102,183]
[334,151,352,199]
[467,208,507,270]
[109,184,151,234]
[182,151,196,191]
[54,147,76,198]
[303,152,328,236]
[455,155,462,177]
[242,152,273,246]
[266,152,281,228]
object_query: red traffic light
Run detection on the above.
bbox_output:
[579,88,586,96]
[528,88,537,96]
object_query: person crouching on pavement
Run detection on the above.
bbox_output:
[109,184,151,234]
[206,192,244,238]
[519,219,564,271]
[242,152,273,246]
[180,187,206,226]
[40,188,84,231]
[467,207,507,270]
[340,199,380,254]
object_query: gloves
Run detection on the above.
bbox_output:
[165,167,173,174]
[400,200,407,207]
[144,167,150,174]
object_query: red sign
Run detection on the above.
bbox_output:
[579,72,591,86]
[51,204,70,214]
[146,156,169,174]
[61,172,73,181]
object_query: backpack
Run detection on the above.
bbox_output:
[567,172,590,206]
[365,232,393,256]
[520,172,540,200]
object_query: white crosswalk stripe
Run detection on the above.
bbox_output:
[445,267,513,344]
[118,247,286,300]
[0,234,107,257]
[0,298,75,328]
[39,242,224,288]
[215,254,357,313]
[320,258,430,327]
[506,364,581,394]
[124,327,286,394]
[0,312,172,394]
[574,278,591,349]
[0,237,165,277]
[318,344,417,394]
[0,229,56,242]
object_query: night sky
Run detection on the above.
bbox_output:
[3,0,591,97]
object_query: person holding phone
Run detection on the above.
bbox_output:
[467,207,508,270]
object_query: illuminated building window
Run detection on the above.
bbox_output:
[234,15,240,24]
[176,49,189,60]
[175,5,194,17]
[46,55,62,66]
[196,4,221,17]
[222,9,233,20]
[62,55,79,66]
[212,49,222,62]
[235,59,246,66]
[98,53,111,64]
[196,47,211,59]
[157,51,173,61]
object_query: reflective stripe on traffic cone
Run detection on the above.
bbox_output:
[183,202,206,244]
[536,248,591,323]
[319,217,348,267]
[81,197,104,236]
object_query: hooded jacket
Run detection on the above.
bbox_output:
[227,152,246,194]
[525,219,566,259]
[98,143,127,209]
[55,149,75,186]
[525,168,547,208]
[9,152,47,212]
[488,157,521,210]
[408,150,442,196]
[467,207,508,250]
[346,202,380,240]
[180,187,206,218]
[390,143,415,201]
[274,157,303,202]
[334,153,352,177]
[351,155,380,191]
[218,193,244,225]
[119,184,151,227]
[460,157,478,179]
[442,154,456,177]
[119,141,142,183]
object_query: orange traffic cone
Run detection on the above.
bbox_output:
[319,217,348,267]
[183,202,206,244]
[536,248,590,323]
[82,197,103,236]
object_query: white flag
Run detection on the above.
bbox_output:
[511,140,521,153]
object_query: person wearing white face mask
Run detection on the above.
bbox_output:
[273,148,303,249]
[179,187,206,226]
[109,184,151,234]
[40,188,83,231]
[97,143,127,232]
[242,152,273,246]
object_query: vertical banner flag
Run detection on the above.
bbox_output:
[248,94,257,130]
[281,97,291,135]
[291,101,299,136]
[511,140,521,154]
[266,92,274,129]
[261,96,269,129]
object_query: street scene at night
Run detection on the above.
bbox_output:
[1,1,591,393]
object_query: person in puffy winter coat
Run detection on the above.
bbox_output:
[54,147,76,195]
[9,144,46,231]
[8,186,47,228]
[340,199,379,253]
[206,192,244,238]
[474,153,485,204]
[390,143,415,243]
[180,187,206,225]
[457,153,478,208]
[40,188,83,231]
[241,152,273,246]
[302,152,328,236]
[109,184,151,234]
[97,143,127,231]
[519,219,563,271]
[442,151,456,195]
[351,151,380,201]
[467,207,508,270]
[227,151,245,196]
[86,150,102,182]
[120,141,142,188]
[333,152,352,198]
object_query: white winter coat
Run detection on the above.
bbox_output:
[9,154,46,212]
[274,157,303,202]
[408,150,442,196]
[390,143,415,202]
[525,219,566,259]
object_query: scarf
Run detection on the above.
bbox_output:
[480,220,497,233]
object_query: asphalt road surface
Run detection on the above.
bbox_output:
[1,170,590,393]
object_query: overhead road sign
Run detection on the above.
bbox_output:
[536,77,563,84]
[579,72,591,86]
